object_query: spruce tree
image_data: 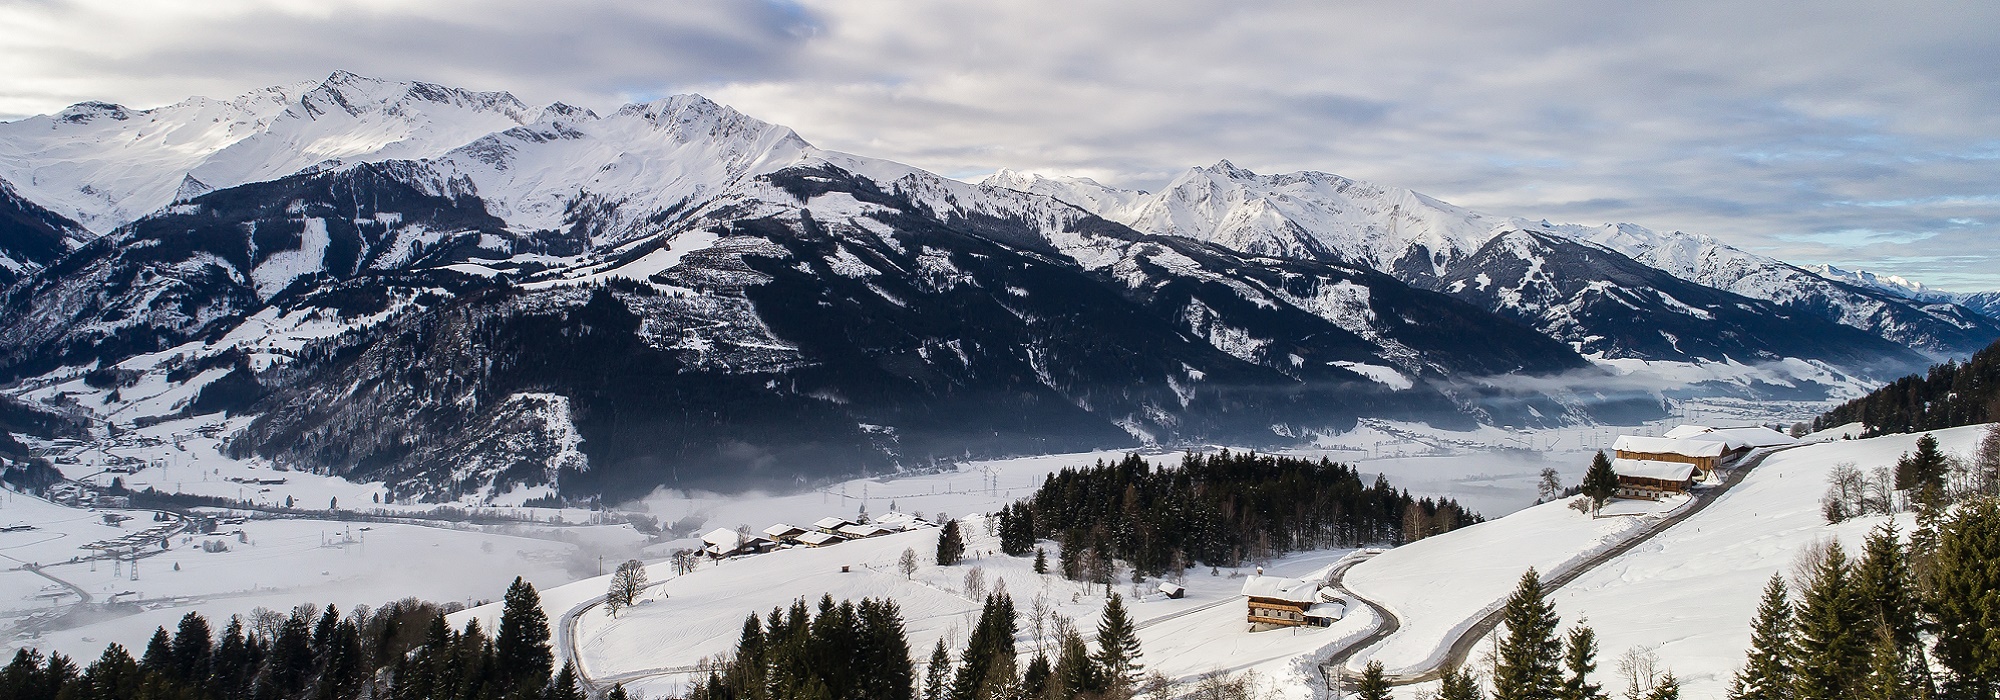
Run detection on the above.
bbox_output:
[1727,575,1794,700]
[607,684,632,700]
[1560,624,1606,700]
[1492,569,1564,700]
[1926,498,2000,697]
[923,639,951,700]
[171,612,213,688]
[1895,434,1948,496]
[936,520,966,567]
[495,577,554,697]
[1862,627,1913,700]
[1439,665,1485,700]
[1355,660,1391,700]
[1093,593,1144,691]
[1034,548,1048,575]
[1052,631,1102,699]
[1021,655,1051,700]
[546,662,586,700]
[1582,451,1620,509]
[1855,521,1924,685]
[1645,672,1680,700]
[1792,542,1868,700]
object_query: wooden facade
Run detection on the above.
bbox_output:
[1247,596,1317,627]
[1614,474,1691,500]
[1613,449,1717,475]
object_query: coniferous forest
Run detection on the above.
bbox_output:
[0,577,597,700]
[1815,336,2000,436]
[1004,451,1480,578]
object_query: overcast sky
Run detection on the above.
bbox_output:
[4,1,1996,290]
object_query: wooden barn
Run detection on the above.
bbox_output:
[1613,435,1726,478]
[1611,458,1697,500]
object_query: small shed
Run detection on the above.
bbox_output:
[1304,602,1346,625]
[1158,581,1186,599]
[1612,458,1697,500]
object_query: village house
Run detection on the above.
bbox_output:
[796,531,845,548]
[1240,574,1342,630]
[1611,458,1697,500]
[763,523,810,544]
[837,523,893,540]
[1613,435,1726,478]
[813,516,857,534]
[1664,425,1797,463]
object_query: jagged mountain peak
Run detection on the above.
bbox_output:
[297,70,533,122]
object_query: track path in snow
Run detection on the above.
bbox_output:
[1321,444,1798,690]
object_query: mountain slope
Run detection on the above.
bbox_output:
[989,165,1998,361]
[0,176,88,286]
[1432,229,1929,374]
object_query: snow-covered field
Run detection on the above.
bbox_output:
[458,513,1372,700]
[0,489,645,660]
[1505,424,1991,699]
[1342,493,1684,675]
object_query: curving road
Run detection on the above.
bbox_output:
[1318,445,1797,690]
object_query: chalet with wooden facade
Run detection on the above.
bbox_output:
[1613,435,1726,478]
[1241,575,1341,630]
[1611,458,1697,500]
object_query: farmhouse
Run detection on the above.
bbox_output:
[813,516,857,534]
[1611,458,1697,500]
[796,531,845,548]
[763,524,810,543]
[1241,575,1337,629]
[1613,435,1726,478]
[702,528,776,558]
[1665,425,1796,461]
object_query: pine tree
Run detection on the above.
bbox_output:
[936,520,966,567]
[1926,498,2000,697]
[1492,569,1564,700]
[1439,665,1485,700]
[924,639,951,700]
[1895,434,1949,496]
[1861,626,1913,700]
[1854,521,1924,687]
[1792,542,1868,700]
[1033,548,1048,575]
[1727,575,1795,700]
[1093,593,1143,690]
[1582,451,1620,509]
[1020,655,1051,700]
[606,684,632,700]
[1052,631,1102,699]
[1355,660,1391,700]
[1645,672,1680,700]
[494,577,554,697]
[314,620,365,700]
[171,612,213,689]
[1561,624,1606,700]
[545,662,586,700]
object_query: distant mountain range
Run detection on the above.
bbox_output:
[0,72,1991,502]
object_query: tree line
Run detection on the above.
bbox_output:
[1728,500,2000,700]
[1813,337,2000,437]
[1002,451,1480,579]
[0,577,612,700]
[689,589,1151,700]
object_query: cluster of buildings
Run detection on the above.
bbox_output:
[698,511,933,559]
[1608,425,1797,500]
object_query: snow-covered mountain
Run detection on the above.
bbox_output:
[0,176,88,287]
[0,75,1634,501]
[0,71,533,234]
[1811,263,2000,324]
[988,165,2000,358]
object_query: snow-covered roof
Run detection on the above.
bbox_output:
[1612,458,1697,482]
[1662,425,1713,439]
[764,523,807,538]
[1158,581,1185,595]
[837,523,888,538]
[1614,435,1724,458]
[1304,602,1346,620]
[813,516,855,530]
[702,528,744,548]
[1699,427,1797,449]
[796,531,843,546]
[1240,575,1316,602]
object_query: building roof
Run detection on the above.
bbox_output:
[702,528,745,548]
[796,531,844,546]
[1614,435,1725,458]
[1240,575,1317,602]
[1699,426,1797,449]
[1612,458,1697,482]
[764,523,807,538]
[1304,602,1346,620]
[1158,581,1185,595]
[813,516,856,530]
[837,523,889,538]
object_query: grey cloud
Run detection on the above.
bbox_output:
[3,0,1998,289]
